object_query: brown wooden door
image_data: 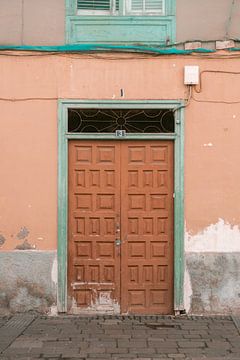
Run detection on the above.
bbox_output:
[68,140,174,314]
[68,141,121,313]
[121,142,174,314]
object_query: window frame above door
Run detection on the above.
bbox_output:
[66,0,176,44]
[76,0,165,16]
[58,99,184,314]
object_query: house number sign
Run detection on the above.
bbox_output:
[115,130,126,137]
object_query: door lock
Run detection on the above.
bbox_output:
[115,239,121,246]
[116,223,120,233]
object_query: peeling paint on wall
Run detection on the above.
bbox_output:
[184,219,240,314]
[203,143,213,147]
[184,268,192,313]
[0,234,6,246]
[15,240,36,250]
[0,251,57,314]
[185,218,240,253]
[51,256,57,285]
[185,253,240,315]
[17,227,30,240]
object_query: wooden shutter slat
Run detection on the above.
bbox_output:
[77,0,111,10]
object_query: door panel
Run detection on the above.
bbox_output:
[68,140,174,314]
[121,141,174,314]
[68,141,121,313]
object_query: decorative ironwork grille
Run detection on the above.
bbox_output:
[68,109,175,133]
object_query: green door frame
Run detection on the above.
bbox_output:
[58,99,184,313]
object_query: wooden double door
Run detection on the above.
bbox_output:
[68,140,174,314]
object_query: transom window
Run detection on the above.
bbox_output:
[68,109,174,133]
[77,0,165,15]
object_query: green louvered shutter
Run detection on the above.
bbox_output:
[77,0,119,11]
[129,0,164,13]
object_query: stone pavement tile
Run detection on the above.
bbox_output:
[71,342,88,349]
[105,329,125,335]
[227,335,240,341]
[0,358,41,360]
[89,339,116,346]
[100,334,131,339]
[111,355,136,359]
[205,340,232,349]
[187,331,209,337]
[183,334,201,339]
[205,353,231,358]
[62,356,86,359]
[154,347,179,353]
[147,337,165,341]
[192,358,240,360]
[28,348,44,356]
[86,358,114,360]
[152,346,179,352]
[40,350,64,357]
[9,339,43,348]
[2,348,32,356]
[167,355,186,358]
[85,354,111,358]
[85,347,107,354]
[113,357,139,359]
[178,341,205,348]
[149,340,178,346]
[178,348,205,355]
[163,334,186,339]
[129,348,157,354]
[131,340,149,347]
[106,347,128,354]
[229,349,240,355]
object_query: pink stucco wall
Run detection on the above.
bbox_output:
[0,52,240,250]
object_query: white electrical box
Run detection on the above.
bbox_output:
[184,65,199,85]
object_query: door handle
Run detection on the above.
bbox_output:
[115,239,121,246]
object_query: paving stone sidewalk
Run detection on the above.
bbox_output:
[0,315,240,360]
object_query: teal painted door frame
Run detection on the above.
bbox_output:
[58,99,184,313]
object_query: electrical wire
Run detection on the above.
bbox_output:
[192,93,240,105]
[0,97,58,102]
[0,37,239,53]
[1,56,240,104]
[192,97,240,104]
[1,50,240,62]
[195,70,240,93]
[192,69,240,103]
[173,86,192,113]
[0,42,240,61]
